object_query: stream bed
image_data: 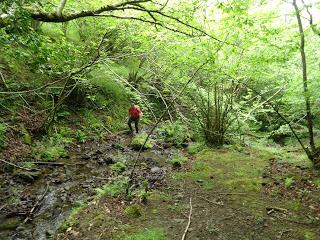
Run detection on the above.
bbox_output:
[0,134,172,240]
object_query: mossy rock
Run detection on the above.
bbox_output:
[131,134,153,150]
[14,169,41,183]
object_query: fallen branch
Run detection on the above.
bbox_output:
[0,159,41,171]
[23,184,49,224]
[214,192,247,196]
[181,197,192,240]
[0,203,7,211]
[28,161,85,166]
[199,196,224,206]
[266,206,288,214]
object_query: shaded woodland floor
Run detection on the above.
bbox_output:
[1,128,320,240]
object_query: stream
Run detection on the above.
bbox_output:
[0,133,173,240]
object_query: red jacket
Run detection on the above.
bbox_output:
[129,106,141,119]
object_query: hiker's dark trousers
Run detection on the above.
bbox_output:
[128,117,139,133]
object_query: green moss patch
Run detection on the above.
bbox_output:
[131,133,153,150]
[123,228,167,240]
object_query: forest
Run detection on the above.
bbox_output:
[0,0,320,239]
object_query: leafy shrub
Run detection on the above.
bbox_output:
[111,162,127,173]
[32,126,74,161]
[33,145,67,161]
[158,121,191,145]
[187,142,206,155]
[95,176,129,198]
[75,129,87,143]
[131,133,153,150]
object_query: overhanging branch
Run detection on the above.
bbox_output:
[30,0,152,22]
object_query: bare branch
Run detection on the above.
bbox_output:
[31,0,152,22]
[56,0,67,17]
[94,14,202,37]
[301,0,320,37]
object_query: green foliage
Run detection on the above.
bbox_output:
[95,176,129,198]
[313,179,320,187]
[158,121,191,145]
[123,228,166,240]
[284,177,295,189]
[131,133,153,150]
[33,145,67,161]
[111,162,127,173]
[61,201,87,231]
[0,123,7,148]
[75,129,87,143]
[170,154,187,168]
[304,231,317,240]
[187,142,206,155]
[124,204,142,218]
[21,162,37,169]
[32,126,74,161]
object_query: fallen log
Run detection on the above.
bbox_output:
[0,159,40,171]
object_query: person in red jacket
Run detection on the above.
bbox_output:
[128,103,143,134]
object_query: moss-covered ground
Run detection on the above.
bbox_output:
[55,137,320,240]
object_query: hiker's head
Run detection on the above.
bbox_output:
[131,103,135,107]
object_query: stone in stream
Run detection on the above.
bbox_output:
[97,156,114,165]
[14,170,41,183]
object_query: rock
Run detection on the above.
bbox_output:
[151,167,161,173]
[104,156,113,165]
[181,142,189,148]
[14,170,41,183]
[95,149,103,155]
[97,158,105,165]
[82,154,91,160]
[162,142,173,149]
[46,229,55,236]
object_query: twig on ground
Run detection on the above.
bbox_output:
[0,159,41,171]
[94,176,111,181]
[199,196,224,206]
[0,203,8,211]
[275,215,314,226]
[28,161,85,166]
[214,192,247,196]
[23,184,49,223]
[266,206,288,214]
[222,213,235,220]
[181,197,192,240]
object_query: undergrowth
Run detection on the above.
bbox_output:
[122,228,166,240]
[95,176,129,198]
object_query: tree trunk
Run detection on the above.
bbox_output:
[293,0,316,154]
